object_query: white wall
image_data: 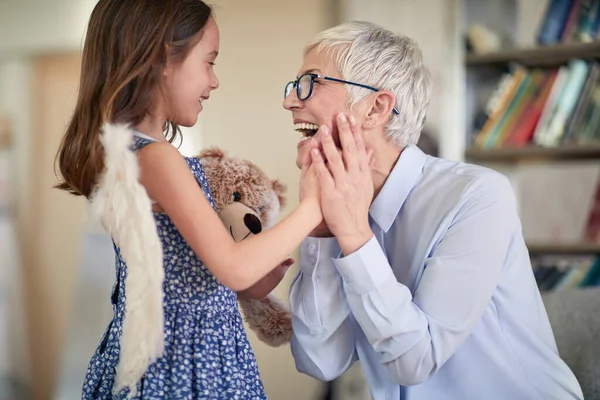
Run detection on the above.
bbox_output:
[0,59,33,243]
[0,0,96,57]
[0,58,33,395]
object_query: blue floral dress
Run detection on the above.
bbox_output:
[82,135,267,399]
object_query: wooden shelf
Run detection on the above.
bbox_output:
[466,41,600,67]
[527,242,600,254]
[465,144,600,162]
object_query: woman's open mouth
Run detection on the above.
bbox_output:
[296,123,318,147]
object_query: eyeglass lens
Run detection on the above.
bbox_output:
[284,74,313,100]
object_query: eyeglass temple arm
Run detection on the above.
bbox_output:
[321,76,399,115]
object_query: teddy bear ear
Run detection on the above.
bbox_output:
[197,147,225,161]
[271,179,287,208]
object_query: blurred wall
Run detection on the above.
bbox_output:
[0,0,97,55]
[28,53,87,400]
[0,57,34,399]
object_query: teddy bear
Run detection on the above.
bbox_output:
[196,147,293,347]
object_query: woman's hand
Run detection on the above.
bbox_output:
[310,113,374,255]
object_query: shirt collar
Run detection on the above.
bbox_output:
[369,145,427,232]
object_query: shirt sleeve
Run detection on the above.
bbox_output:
[289,236,358,381]
[332,174,517,386]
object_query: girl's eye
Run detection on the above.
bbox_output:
[209,62,216,66]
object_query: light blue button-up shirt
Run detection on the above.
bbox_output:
[289,145,583,400]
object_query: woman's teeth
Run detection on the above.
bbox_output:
[295,123,319,131]
[295,123,319,138]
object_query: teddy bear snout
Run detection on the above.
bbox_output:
[244,214,262,234]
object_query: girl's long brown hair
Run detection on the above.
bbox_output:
[55,0,212,198]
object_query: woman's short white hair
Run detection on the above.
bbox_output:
[305,21,432,147]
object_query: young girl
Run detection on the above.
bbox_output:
[53,0,352,398]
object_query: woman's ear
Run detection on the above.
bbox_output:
[373,90,396,118]
[364,90,396,129]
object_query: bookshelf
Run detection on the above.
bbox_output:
[465,143,600,162]
[464,1,600,262]
[527,242,600,255]
[466,41,600,67]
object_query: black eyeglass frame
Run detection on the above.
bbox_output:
[284,73,400,115]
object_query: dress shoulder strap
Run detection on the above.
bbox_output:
[131,130,158,152]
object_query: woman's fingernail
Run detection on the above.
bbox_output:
[349,115,356,126]
[338,113,347,123]
[321,125,329,136]
[312,148,319,156]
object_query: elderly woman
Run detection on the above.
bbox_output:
[283,21,582,400]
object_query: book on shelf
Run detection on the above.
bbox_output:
[470,58,600,150]
[537,0,600,45]
[532,255,600,292]
[585,181,600,241]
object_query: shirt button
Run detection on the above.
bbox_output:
[308,243,316,251]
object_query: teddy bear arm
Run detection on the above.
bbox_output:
[238,294,293,347]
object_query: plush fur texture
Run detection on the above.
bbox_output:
[238,295,293,347]
[89,123,165,398]
[199,148,286,228]
[198,148,293,347]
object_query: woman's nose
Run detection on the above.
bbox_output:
[283,89,301,111]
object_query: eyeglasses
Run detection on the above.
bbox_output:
[284,73,400,115]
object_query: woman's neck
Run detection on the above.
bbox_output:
[369,136,403,199]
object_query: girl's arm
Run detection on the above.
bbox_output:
[137,142,321,292]
[237,257,294,300]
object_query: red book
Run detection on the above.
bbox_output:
[505,70,557,147]
[584,182,600,243]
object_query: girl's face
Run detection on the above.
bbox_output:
[164,17,220,127]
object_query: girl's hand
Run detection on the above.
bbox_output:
[299,138,322,213]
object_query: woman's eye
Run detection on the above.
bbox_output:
[258,206,264,212]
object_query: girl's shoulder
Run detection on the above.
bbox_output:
[130,131,211,199]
